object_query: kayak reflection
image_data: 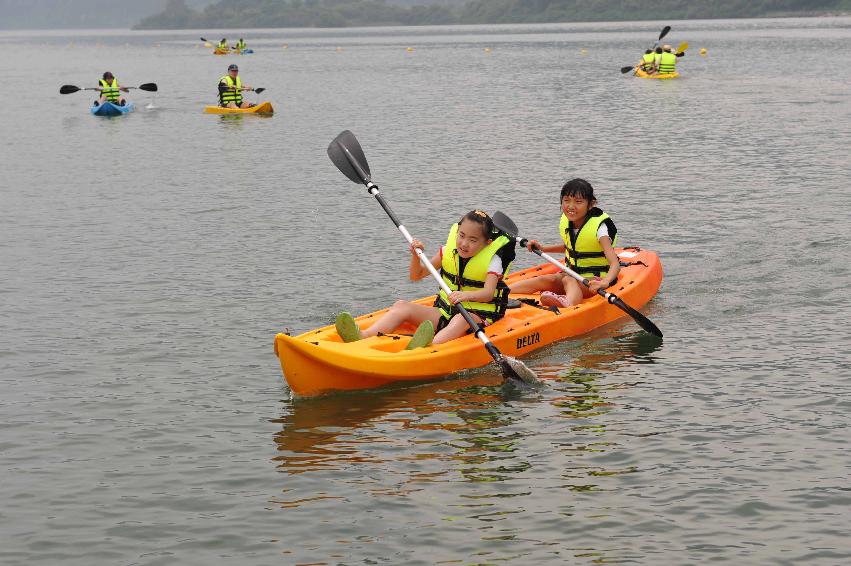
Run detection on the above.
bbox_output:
[271,328,662,480]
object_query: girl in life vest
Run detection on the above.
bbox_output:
[639,49,656,73]
[97,72,128,106]
[336,210,516,350]
[509,178,620,308]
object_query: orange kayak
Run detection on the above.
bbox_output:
[274,247,662,397]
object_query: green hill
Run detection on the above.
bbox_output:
[135,0,851,30]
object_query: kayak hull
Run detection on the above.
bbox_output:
[204,101,273,114]
[90,101,135,116]
[213,48,253,55]
[635,67,679,80]
[275,247,663,397]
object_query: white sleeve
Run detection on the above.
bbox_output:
[487,255,504,277]
[597,223,610,241]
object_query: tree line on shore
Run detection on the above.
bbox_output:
[135,0,851,29]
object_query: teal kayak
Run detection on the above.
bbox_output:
[90,101,135,117]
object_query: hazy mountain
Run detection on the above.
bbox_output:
[0,0,213,29]
[134,0,851,30]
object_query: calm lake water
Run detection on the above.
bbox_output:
[2,16,850,565]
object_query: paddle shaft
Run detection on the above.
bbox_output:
[370,197,502,353]
[514,237,663,337]
[336,146,510,363]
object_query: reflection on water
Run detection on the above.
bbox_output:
[268,330,664,562]
[272,327,662,485]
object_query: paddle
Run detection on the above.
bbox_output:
[59,83,157,94]
[676,41,689,55]
[491,211,663,338]
[217,86,264,95]
[326,130,538,386]
[621,24,671,73]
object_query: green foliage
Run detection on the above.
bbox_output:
[134,0,851,29]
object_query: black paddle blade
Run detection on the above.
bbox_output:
[658,25,671,40]
[609,295,663,338]
[501,356,539,386]
[253,87,265,94]
[327,130,371,185]
[491,210,518,239]
[485,342,537,384]
[59,85,80,94]
[621,65,636,74]
[200,37,208,42]
[139,83,157,92]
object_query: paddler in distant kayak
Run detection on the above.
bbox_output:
[638,49,657,74]
[218,64,254,109]
[95,71,128,107]
[235,38,247,52]
[509,179,620,308]
[657,44,684,74]
[653,46,664,70]
[217,38,228,51]
[335,210,516,349]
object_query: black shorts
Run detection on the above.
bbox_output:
[435,312,500,334]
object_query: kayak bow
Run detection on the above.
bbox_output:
[90,101,135,116]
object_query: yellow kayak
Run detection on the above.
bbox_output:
[274,247,663,397]
[204,102,274,114]
[213,48,230,55]
[635,67,679,79]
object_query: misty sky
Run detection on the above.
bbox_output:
[0,0,468,29]
[0,0,213,29]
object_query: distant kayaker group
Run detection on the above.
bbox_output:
[637,44,685,76]
[620,25,689,79]
[87,64,261,110]
[214,37,251,54]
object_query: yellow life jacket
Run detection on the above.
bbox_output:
[218,41,228,49]
[236,40,246,51]
[219,75,242,106]
[434,223,512,323]
[559,209,618,278]
[641,52,656,71]
[99,78,120,102]
[658,51,677,74]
